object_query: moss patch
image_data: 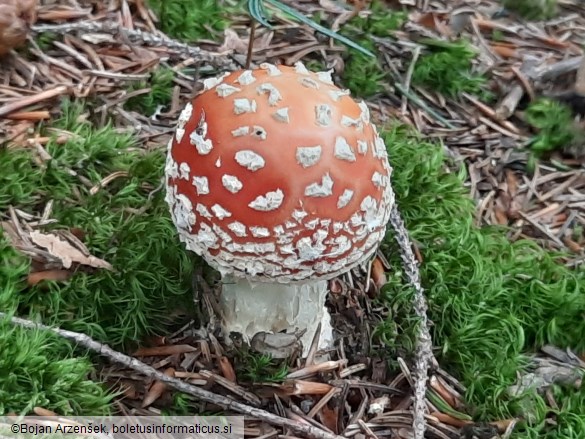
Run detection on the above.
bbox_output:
[412,39,489,99]
[1,90,583,436]
[147,0,234,41]
[125,67,175,116]
[525,98,581,157]
[377,125,585,436]
[501,0,558,21]
[1,102,197,348]
[0,317,113,415]
[0,101,200,414]
[0,238,113,415]
[346,0,407,38]
[338,1,406,98]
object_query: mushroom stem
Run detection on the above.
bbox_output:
[219,275,334,356]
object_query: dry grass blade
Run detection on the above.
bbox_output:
[142,367,175,408]
[133,345,198,357]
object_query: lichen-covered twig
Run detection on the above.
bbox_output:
[32,22,238,71]
[0,312,343,439]
[528,56,583,82]
[388,204,433,439]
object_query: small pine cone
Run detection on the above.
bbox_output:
[0,0,37,57]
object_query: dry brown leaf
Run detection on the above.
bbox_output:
[533,35,571,49]
[219,356,237,383]
[318,404,339,434]
[279,379,333,396]
[37,9,90,21]
[413,12,439,30]
[5,111,50,121]
[27,269,72,286]
[505,170,519,196]
[490,44,518,58]
[429,376,458,409]
[217,28,248,54]
[429,411,471,428]
[490,418,518,433]
[146,335,168,346]
[553,213,568,227]
[29,231,113,270]
[412,11,449,34]
[563,236,582,253]
[33,407,57,416]
[494,204,509,225]
[119,381,139,400]
[413,242,423,263]
[371,257,387,290]
[4,120,35,148]
[142,367,175,408]
[69,227,86,241]
[133,344,197,357]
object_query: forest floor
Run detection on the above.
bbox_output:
[0,0,584,438]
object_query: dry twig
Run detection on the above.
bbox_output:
[388,204,433,439]
[32,22,238,70]
[0,312,343,439]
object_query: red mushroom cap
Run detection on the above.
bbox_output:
[165,62,394,282]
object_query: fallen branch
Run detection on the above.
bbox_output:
[32,22,238,71]
[388,204,433,439]
[495,84,524,120]
[0,312,343,439]
[529,56,583,82]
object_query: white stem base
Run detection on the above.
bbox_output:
[219,276,334,356]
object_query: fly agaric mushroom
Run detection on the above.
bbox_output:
[165,62,394,356]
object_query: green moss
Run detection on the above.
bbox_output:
[36,32,59,51]
[342,50,388,98]
[525,98,580,157]
[1,100,197,349]
[337,1,406,98]
[0,234,30,316]
[1,53,583,430]
[375,125,585,436]
[412,39,489,99]
[0,149,39,211]
[501,0,558,21]
[147,0,232,41]
[0,238,112,415]
[347,0,407,38]
[234,351,289,384]
[125,67,175,115]
[304,59,326,72]
[0,317,113,415]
